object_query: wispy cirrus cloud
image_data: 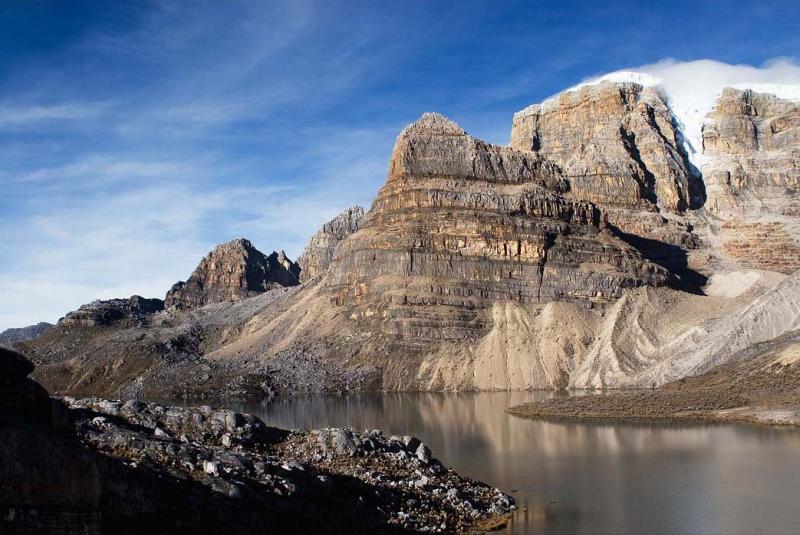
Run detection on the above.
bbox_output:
[0,102,106,125]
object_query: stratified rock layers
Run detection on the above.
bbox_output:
[702,88,800,274]
[511,82,702,213]
[510,82,705,281]
[323,113,669,345]
[166,239,300,310]
[61,296,164,327]
[17,81,800,397]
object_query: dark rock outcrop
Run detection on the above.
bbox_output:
[0,350,513,534]
[298,206,365,282]
[165,239,300,310]
[0,322,53,344]
[0,346,54,426]
[60,296,164,327]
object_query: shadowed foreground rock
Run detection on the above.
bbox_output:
[0,347,513,534]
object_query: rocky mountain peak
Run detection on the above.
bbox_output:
[511,79,700,213]
[402,112,467,136]
[323,105,670,346]
[700,87,800,274]
[17,68,800,399]
[0,322,53,345]
[165,239,300,310]
[60,296,164,327]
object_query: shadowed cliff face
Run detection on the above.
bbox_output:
[322,113,669,345]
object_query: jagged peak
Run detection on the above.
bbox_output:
[211,237,257,253]
[340,204,365,216]
[515,79,663,120]
[401,112,466,137]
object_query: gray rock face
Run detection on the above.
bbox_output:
[165,239,300,310]
[297,206,365,282]
[0,322,53,344]
[60,295,164,327]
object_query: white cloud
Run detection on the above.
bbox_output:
[16,156,198,184]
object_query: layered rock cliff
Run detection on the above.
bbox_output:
[165,239,300,310]
[702,88,800,274]
[60,296,164,327]
[511,81,702,213]
[510,82,705,284]
[322,113,668,347]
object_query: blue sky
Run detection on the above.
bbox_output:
[2,0,800,329]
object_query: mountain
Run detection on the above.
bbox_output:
[324,112,669,344]
[21,71,800,400]
[0,322,53,345]
[166,238,300,310]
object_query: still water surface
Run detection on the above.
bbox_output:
[224,392,800,534]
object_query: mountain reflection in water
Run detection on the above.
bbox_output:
[225,391,800,534]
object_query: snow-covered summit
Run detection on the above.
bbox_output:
[535,61,800,168]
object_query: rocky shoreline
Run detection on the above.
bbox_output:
[1,347,513,534]
[506,395,800,428]
[507,331,800,428]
